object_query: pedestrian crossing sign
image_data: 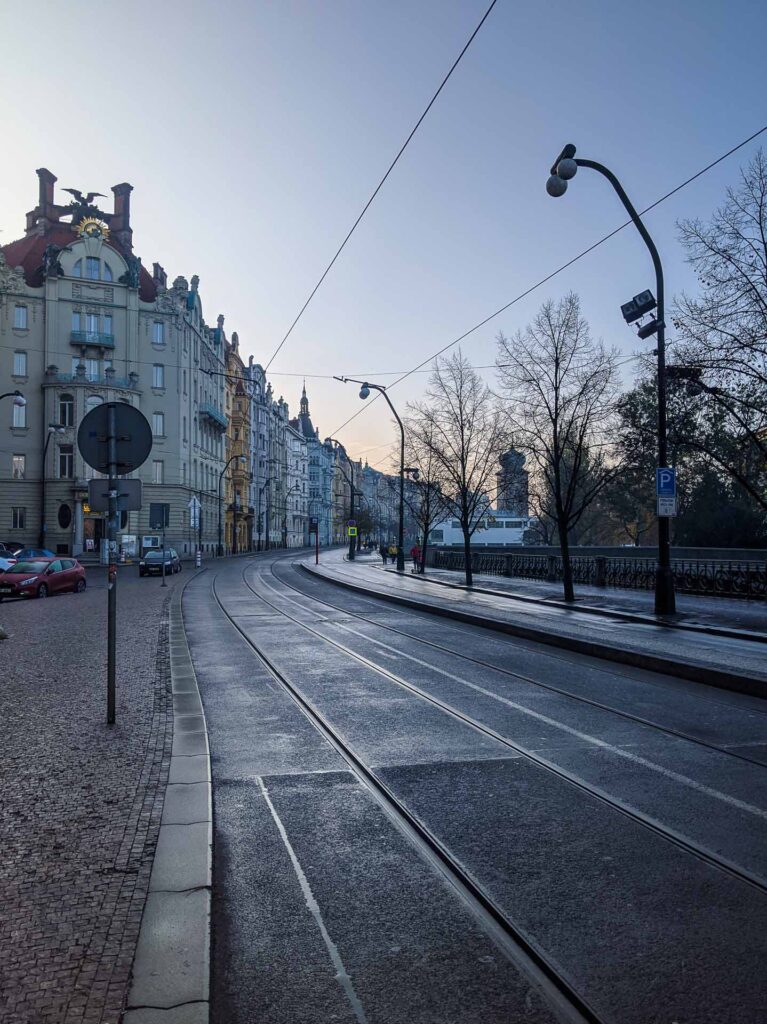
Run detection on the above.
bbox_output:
[348,526,358,537]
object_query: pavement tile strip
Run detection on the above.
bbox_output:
[123,582,212,1024]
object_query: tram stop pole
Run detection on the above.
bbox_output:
[106,404,118,725]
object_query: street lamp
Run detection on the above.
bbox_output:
[327,438,358,560]
[546,144,676,615]
[39,423,67,548]
[334,378,406,571]
[218,454,246,556]
[1,390,26,406]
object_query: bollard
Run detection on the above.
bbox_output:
[196,548,202,568]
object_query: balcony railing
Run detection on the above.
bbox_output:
[43,371,140,390]
[200,402,228,431]
[70,331,116,348]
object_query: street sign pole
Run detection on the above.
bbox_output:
[107,404,118,725]
[161,526,167,588]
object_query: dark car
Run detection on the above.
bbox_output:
[0,557,87,600]
[13,547,55,559]
[139,549,182,577]
[0,542,22,556]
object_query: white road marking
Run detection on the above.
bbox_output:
[257,776,370,1024]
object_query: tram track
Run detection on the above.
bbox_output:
[264,557,767,770]
[205,566,603,1024]
[232,559,767,896]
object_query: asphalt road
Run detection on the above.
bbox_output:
[183,551,767,1024]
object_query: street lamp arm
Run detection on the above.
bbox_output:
[574,158,664,307]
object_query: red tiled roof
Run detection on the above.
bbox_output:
[2,226,157,302]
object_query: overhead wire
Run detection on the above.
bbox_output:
[263,0,500,372]
[329,123,767,439]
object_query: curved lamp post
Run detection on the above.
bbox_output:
[1,390,26,406]
[334,377,405,571]
[327,437,358,560]
[39,423,67,547]
[218,454,246,556]
[546,144,675,616]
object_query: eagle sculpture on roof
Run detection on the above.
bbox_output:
[62,188,106,204]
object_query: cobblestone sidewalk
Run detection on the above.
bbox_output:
[0,573,177,1023]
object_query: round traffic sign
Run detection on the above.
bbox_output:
[77,402,152,474]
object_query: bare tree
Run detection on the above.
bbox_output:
[671,148,767,507]
[402,416,451,572]
[408,351,510,586]
[496,293,622,602]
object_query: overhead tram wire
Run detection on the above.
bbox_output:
[262,0,501,374]
[329,123,767,439]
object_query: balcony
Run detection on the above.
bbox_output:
[200,402,228,431]
[43,370,140,390]
[70,331,115,348]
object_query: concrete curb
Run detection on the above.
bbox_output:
[303,563,767,700]
[123,573,212,1024]
[386,568,767,645]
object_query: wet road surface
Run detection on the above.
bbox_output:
[183,551,767,1024]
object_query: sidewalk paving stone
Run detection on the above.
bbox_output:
[0,573,179,1023]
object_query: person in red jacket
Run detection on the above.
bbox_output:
[410,543,422,572]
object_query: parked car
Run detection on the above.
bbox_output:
[139,549,182,577]
[0,542,22,557]
[13,547,55,560]
[0,557,86,600]
[0,556,17,573]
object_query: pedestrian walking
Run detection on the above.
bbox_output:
[410,543,421,573]
[388,542,398,564]
[379,541,387,565]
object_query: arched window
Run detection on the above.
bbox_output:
[59,393,74,427]
[85,395,103,415]
[72,257,110,281]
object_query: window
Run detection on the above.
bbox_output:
[85,313,99,333]
[12,403,26,428]
[14,305,28,329]
[152,412,165,436]
[58,393,74,426]
[86,257,100,280]
[12,455,25,479]
[72,311,82,331]
[58,445,74,478]
[152,459,164,484]
[12,507,26,529]
[183,370,187,394]
[451,521,461,529]
[429,529,444,542]
[152,364,165,389]
[103,314,113,335]
[13,351,27,376]
[103,263,113,282]
[505,520,524,529]
[152,321,165,345]
[182,463,186,485]
[85,395,103,415]
[85,357,99,381]
[183,416,187,442]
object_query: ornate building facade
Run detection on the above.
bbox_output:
[0,169,228,557]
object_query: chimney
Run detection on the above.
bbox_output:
[152,262,167,290]
[27,168,59,234]
[37,168,57,209]
[111,182,134,251]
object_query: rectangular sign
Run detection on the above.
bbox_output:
[88,478,142,512]
[656,467,676,497]
[657,495,677,517]
[347,526,358,537]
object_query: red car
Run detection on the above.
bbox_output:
[0,557,87,600]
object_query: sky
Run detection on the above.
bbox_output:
[1,0,766,470]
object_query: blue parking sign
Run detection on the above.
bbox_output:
[656,467,676,496]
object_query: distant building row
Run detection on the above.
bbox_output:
[0,169,371,558]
